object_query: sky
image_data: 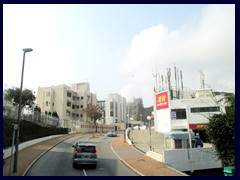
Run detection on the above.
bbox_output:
[3,4,235,107]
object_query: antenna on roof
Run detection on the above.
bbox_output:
[200,69,205,89]
[161,75,164,91]
[158,72,161,92]
[167,67,171,91]
[180,70,184,98]
[153,72,158,92]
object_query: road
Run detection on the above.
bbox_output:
[25,133,139,176]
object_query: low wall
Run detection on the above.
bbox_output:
[125,128,133,145]
[146,151,164,162]
[3,135,63,159]
[70,122,115,133]
[163,148,222,171]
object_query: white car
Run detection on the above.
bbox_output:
[107,130,117,137]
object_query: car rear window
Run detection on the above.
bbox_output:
[76,145,96,153]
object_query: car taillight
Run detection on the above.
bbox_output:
[74,150,82,154]
[93,150,97,155]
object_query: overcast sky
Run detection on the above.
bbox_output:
[3,4,235,107]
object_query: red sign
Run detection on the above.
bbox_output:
[189,124,208,129]
[156,91,169,110]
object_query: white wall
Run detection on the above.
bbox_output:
[163,148,222,171]
[155,108,171,132]
[146,147,222,172]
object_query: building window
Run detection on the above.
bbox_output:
[110,101,114,117]
[77,97,80,100]
[72,96,76,100]
[80,114,83,117]
[81,96,84,100]
[77,105,79,109]
[190,106,220,113]
[115,102,118,117]
[67,91,72,98]
[46,101,48,106]
[46,92,51,96]
[66,110,71,117]
[72,113,76,118]
[67,100,71,107]
[171,109,186,119]
[76,114,79,117]
[175,140,182,149]
[52,103,54,106]
[80,105,83,108]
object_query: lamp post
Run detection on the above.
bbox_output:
[13,48,33,173]
[130,117,133,144]
[125,113,130,141]
[147,115,152,150]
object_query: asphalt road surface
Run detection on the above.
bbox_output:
[25,133,139,176]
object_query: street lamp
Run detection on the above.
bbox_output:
[13,48,33,173]
[130,117,133,144]
[147,115,152,150]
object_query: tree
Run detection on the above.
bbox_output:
[4,87,36,109]
[52,111,59,118]
[34,105,41,112]
[83,104,103,132]
[206,95,235,166]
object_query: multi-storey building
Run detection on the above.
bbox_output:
[105,93,126,125]
[127,98,144,122]
[36,82,97,128]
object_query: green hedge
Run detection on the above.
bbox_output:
[3,117,68,149]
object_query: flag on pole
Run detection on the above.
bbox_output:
[154,86,156,93]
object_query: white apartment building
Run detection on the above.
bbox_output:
[36,82,97,128]
[105,93,126,125]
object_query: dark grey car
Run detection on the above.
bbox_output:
[72,142,97,168]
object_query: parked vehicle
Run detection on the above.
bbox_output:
[107,130,117,137]
[195,137,204,148]
[72,142,97,168]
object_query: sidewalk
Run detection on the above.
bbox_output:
[111,133,186,176]
[3,132,186,176]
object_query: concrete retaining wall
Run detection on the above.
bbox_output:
[163,148,222,171]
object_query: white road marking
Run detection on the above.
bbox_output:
[83,169,87,176]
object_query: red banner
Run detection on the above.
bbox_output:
[156,91,169,110]
[189,124,208,129]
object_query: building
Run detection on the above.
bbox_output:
[105,93,126,125]
[154,88,228,136]
[36,82,97,128]
[127,98,144,122]
[97,100,105,124]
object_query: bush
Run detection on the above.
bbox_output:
[3,116,68,149]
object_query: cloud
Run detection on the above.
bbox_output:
[120,4,235,107]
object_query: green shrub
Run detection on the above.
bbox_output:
[3,116,68,149]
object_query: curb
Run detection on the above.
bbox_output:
[21,133,91,176]
[22,135,74,176]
